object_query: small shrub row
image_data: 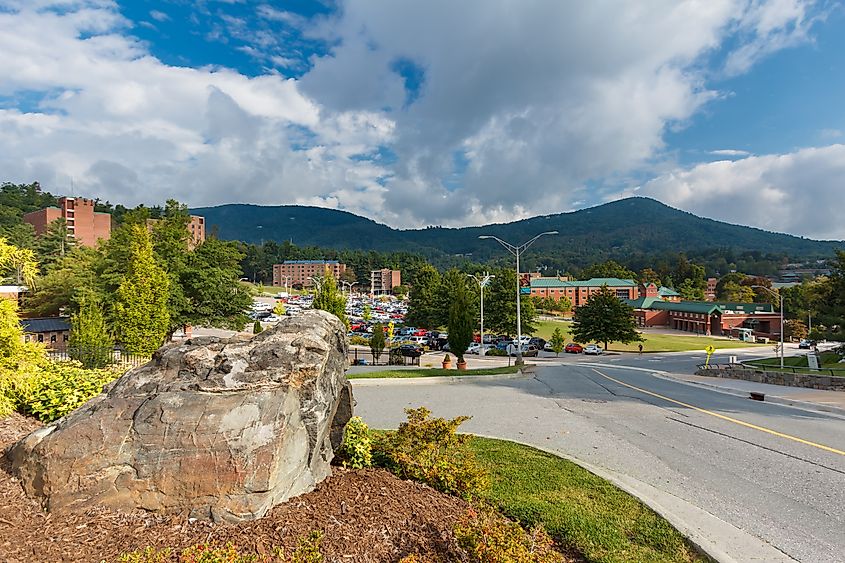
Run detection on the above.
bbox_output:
[119,533,323,563]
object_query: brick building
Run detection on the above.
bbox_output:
[627,298,781,339]
[187,215,206,248]
[370,269,401,295]
[530,277,638,308]
[273,260,347,288]
[21,317,71,350]
[23,197,111,247]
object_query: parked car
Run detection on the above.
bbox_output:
[584,344,603,355]
[399,344,424,358]
[263,314,282,323]
[529,337,546,350]
[565,343,584,354]
[798,339,816,349]
[467,343,494,355]
[509,344,539,357]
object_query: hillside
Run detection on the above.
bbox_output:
[192,198,842,271]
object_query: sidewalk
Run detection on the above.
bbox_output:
[660,371,845,417]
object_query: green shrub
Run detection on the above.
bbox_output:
[373,407,488,500]
[337,416,372,469]
[486,348,506,357]
[349,335,369,346]
[23,362,123,422]
[454,507,565,563]
[254,320,263,334]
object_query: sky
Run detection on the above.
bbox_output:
[1,0,844,240]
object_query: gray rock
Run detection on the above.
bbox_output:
[8,310,352,522]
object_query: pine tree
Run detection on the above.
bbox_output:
[69,295,113,368]
[253,319,263,334]
[485,268,536,336]
[312,270,347,325]
[112,225,170,356]
[36,218,74,270]
[448,277,474,363]
[571,285,642,351]
[549,327,566,356]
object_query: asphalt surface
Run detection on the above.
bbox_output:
[352,360,845,562]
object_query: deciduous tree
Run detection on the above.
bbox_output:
[313,270,348,326]
[549,327,566,356]
[370,322,385,363]
[571,285,642,350]
[485,268,536,336]
[406,263,442,329]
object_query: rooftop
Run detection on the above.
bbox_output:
[282,260,340,265]
[21,317,71,333]
[531,277,637,288]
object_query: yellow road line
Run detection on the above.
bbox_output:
[591,368,845,457]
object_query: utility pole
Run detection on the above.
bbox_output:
[468,272,495,356]
[478,231,558,364]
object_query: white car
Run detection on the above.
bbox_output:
[584,344,603,355]
[263,314,282,323]
[467,343,494,355]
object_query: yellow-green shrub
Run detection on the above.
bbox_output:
[454,507,565,563]
[119,533,323,563]
[373,407,488,500]
[337,416,372,469]
[24,361,123,422]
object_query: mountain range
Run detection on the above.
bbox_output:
[191,197,842,269]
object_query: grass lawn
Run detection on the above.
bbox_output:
[347,365,521,379]
[469,437,704,563]
[532,319,765,353]
[746,352,845,375]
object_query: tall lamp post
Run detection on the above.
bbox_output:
[468,272,495,356]
[341,281,356,294]
[752,285,784,369]
[479,231,558,364]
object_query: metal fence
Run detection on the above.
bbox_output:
[347,347,421,367]
[47,346,151,369]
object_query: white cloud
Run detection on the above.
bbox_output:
[149,9,169,22]
[0,0,830,233]
[710,149,752,156]
[639,144,845,240]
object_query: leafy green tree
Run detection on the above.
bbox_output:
[25,247,101,317]
[580,260,637,281]
[815,250,845,340]
[180,238,252,331]
[406,263,442,328]
[485,268,536,336]
[571,285,642,350]
[677,277,705,301]
[720,280,755,302]
[68,295,113,369]
[362,304,372,323]
[783,319,807,341]
[549,327,566,356]
[253,319,263,334]
[112,225,170,356]
[370,322,385,363]
[448,276,475,363]
[639,268,662,285]
[273,300,286,316]
[313,270,348,326]
[0,237,38,287]
[151,200,192,336]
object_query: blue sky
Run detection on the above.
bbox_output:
[0,1,843,239]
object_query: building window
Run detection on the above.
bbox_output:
[63,334,69,342]
[50,334,57,343]
[38,334,44,342]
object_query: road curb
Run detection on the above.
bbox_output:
[349,370,529,386]
[471,434,796,563]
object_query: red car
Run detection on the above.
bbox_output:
[564,343,583,354]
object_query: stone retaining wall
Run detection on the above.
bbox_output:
[696,367,845,391]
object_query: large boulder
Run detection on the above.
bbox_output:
[8,310,353,522]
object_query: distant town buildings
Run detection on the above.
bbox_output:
[23,197,111,248]
[187,215,206,248]
[530,277,639,307]
[273,260,347,288]
[370,268,401,295]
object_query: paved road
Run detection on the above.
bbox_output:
[353,363,845,562]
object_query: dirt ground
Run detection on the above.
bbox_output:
[0,414,471,562]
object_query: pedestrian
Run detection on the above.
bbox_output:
[638,343,643,355]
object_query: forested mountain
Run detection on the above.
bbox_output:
[192,198,842,276]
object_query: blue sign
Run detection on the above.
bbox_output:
[520,287,531,294]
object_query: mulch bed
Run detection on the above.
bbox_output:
[0,414,470,562]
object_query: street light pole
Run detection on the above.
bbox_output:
[752,285,785,369]
[479,231,558,365]
[469,272,495,356]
